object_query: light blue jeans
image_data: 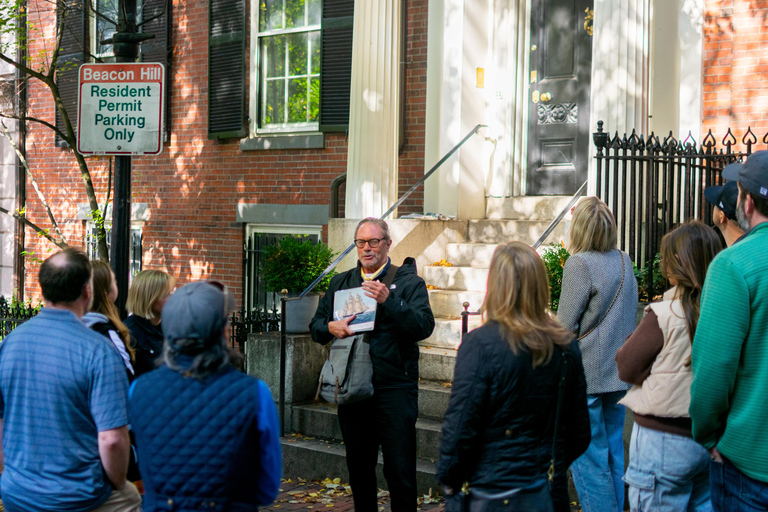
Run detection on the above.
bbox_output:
[571,391,626,512]
[624,423,712,512]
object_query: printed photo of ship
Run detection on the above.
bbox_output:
[333,287,377,332]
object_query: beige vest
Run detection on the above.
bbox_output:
[620,298,693,418]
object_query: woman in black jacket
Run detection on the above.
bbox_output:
[437,242,591,512]
[124,269,175,376]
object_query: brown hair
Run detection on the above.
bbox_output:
[126,269,176,320]
[90,260,134,361]
[354,218,390,241]
[660,220,722,348]
[568,197,617,254]
[482,242,573,367]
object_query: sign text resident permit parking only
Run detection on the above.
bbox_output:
[77,63,164,155]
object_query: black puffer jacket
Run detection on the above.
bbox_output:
[437,322,590,511]
[310,257,435,389]
[124,314,164,377]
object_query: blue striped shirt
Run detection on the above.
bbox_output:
[0,308,129,512]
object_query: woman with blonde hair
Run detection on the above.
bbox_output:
[438,242,590,512]
[82,260,135,380]
[124,269,175,376]
[557,196,638,512]
[616,221,721,511]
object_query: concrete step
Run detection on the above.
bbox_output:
[419,346,458,382]
[281,436,441,495]
[423,265,489,292]
[421,317,482,349]
[290,402,444,460]
[468,219,566,245]
[445,243,499,268]
[485,196,574,220]
[418,379,453,421]
[428,290,485,319]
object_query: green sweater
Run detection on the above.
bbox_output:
[691,222,768,482]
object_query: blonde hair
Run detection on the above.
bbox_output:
[90,261,135,361]
[568,196,617,254]
[126,269,176,320]
[483,242,572,367]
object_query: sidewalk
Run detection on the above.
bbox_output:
[262,478,445,512]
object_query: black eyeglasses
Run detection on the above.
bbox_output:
[354,238,385,248]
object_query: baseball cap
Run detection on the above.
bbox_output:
[162,280,236,345]
[722,150,768,199]
[704,181,739,221]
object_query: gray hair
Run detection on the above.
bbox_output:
[354,218,390,240]
[163,335,233,380]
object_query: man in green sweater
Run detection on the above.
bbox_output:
[691,150,768,511]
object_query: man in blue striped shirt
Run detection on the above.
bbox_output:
[0,249,141,511]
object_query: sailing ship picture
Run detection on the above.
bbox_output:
[333,287,377,332]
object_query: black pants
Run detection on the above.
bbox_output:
[337,387,418,512]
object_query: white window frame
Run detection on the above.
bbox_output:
[248,0,321,136]
[89,0,143,62]
[85,220,144,279]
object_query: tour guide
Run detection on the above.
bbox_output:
[310,218,435,512]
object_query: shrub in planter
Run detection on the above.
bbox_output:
[541,242,570,312]
[260,236,337,333]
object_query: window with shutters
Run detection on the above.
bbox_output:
[256,0,321,133]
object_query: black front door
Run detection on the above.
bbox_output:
[526,0,593,195]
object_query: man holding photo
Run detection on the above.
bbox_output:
[310,217,435,512]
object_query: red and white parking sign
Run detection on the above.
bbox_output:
[77,63,164,155]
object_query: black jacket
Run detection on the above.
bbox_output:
[310,257,435,389]
[437,322,590,511]
[124,314,164,377]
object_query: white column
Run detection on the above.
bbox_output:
[588,0,651,195]
[344,0,401,219]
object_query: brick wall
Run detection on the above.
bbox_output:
[703,0,768,144]
[19,0,429,302]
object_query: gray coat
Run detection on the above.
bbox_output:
[557,250,637,395]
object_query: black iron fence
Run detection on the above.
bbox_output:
[0,296,40,339]
[593,121,768,298]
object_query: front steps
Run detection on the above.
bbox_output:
[281,196,573,495]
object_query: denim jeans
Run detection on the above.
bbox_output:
[623,423,711,512]
[710,457,768,511]
[571,391,625,512]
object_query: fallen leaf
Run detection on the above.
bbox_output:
[333,478,341,484]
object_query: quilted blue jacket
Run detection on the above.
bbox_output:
[129,363,281,511]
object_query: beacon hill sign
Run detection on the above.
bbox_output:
[77,63,165,155]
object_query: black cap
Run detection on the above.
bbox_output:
[704,181,739,221]
[162,281,236,345]
[722,150,768,199]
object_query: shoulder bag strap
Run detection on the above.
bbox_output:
[380,264,400,288]
[548,349,569,484]
[577,251,625,341]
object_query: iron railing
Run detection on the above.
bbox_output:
[593,121,768,299]
[0,296,39,339]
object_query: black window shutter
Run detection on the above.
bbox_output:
[140,0,171,141]
[208,0,246,139]
[55,0,86,147]
[320,0,354,132]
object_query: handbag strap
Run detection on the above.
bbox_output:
[547,349,568,482]
[577,250,625,341]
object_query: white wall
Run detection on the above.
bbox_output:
[0,28,17,299]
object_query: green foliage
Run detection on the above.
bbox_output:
[541,242,570,312]
[633,253,665,302]
[260,236,337,294]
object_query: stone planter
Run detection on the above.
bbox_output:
[285,293,320,334]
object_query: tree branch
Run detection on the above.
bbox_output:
[136,0,168,28]
[0,205,68,249]
[0,112,70,142]
[0,119,68,245]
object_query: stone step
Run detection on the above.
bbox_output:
[468,219,566,245]
[418,379,453,420]
[423,265,489,292]
[281,436,441,495]
[290,402,444,460]
[421,317,482,349]
[445,243,499,268]
[419,346,458,382]
[485,196,574,220]
[428,289,485,319]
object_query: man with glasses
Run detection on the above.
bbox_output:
[310,218,435,512]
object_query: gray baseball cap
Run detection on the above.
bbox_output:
[162,281,236,344]
[722,150,768,199]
